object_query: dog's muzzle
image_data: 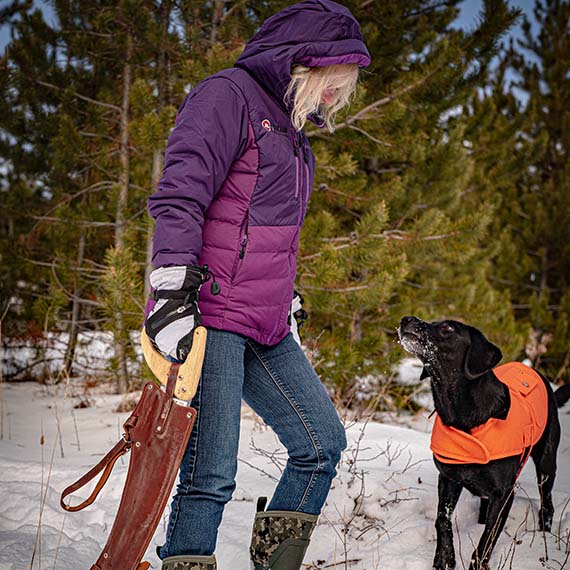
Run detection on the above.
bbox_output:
[398,316,430,356]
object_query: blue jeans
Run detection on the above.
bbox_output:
[158,328,347,558]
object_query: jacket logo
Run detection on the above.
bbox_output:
[261,118,272,131]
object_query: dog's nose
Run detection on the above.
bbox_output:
[400,316,421,332]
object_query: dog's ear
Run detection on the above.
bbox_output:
[464,326,502,379]
[420,367,431,381]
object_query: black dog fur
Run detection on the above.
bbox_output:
[398,316,569,570]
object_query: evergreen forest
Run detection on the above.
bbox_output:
[1,0,569,405]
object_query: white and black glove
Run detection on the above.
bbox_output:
[145,265,218,362]
[288,290,308,346]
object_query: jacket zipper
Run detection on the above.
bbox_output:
[295,134,304,224]
[298,133,310,221]
[294,145,300,200]
[304,162,309,204]
[239,221,249,259]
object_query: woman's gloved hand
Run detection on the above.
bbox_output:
[289,290,308,346]
[145,265,206,362]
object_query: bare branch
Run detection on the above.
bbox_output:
[220,0,247,24]
[303,284,369,293]
[24,258,106,275]
[31,78,121,111]
[300,229,465,261]
[32,216,115,228]
[50,263,102,307]
[346,124,393,146]
[316,183,374,202]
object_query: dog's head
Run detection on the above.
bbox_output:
[398,316,502,381]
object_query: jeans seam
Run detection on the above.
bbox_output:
[186,374,204,489]
[248,343,324,511]
[164,372,204,554]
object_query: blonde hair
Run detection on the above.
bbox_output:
[284,63,360,132]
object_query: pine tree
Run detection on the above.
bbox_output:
[297,0,523,401]
[1,0,267,386]
[2,0,533,402]
[0,3,74,344]
[477,0,570,380]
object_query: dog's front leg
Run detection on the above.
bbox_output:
[434,475,463,570]
[469,490,514,570]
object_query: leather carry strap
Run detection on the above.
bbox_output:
[60,435,131,512]
[59,372,177,514]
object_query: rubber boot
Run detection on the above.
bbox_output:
[250,497,318,570]
[161,554,216,570]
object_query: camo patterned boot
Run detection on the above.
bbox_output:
[249,497,318,570]
[161,554,216,570]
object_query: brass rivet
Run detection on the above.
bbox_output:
[103,553,109,559]
[180,387,187,393]
[135,441,141,447]
[523,382,529,387]
[178,375,184,381]
[157,426,162,431]
[187,412,193,418]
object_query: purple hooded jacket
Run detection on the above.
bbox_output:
[147,0,371,345]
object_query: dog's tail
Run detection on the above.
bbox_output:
[555,383,570,408]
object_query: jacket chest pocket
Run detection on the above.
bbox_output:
[269,126,311,224]
[251,123,312,227]
[293,138,312,224]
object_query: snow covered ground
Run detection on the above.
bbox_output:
[0,368,569,570]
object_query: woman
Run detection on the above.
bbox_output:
[145,1,371,569]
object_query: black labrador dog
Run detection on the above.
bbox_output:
[398,316,570,570]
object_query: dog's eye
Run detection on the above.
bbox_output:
[440,323,455,333]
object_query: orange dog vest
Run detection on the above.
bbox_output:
[430,362,549,465]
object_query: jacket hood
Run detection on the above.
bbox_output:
[234,0,371,127]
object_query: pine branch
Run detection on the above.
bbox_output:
[376,230,464,241]
[29,181,115,234]
[50,263,102,308]
[301,230,467,261]
[32,216,116,228]
[25,258,105,276]
[59,318,108,325]
[337,72,439,129]
[59,29,113,39]
[346,124,393,147]
[78,131,115,141]
[30,78,121,112]
[219,0,247,25]
[304,284,369,293]
[317,183,375,202]
[301,243,353,261]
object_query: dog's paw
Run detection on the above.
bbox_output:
[539,509,553,532]
[539,520,552,532]
[433,554,455,570]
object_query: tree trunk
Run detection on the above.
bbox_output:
[144,0,171,300]
[209,0,225,44]
[63,228,86,377]
[113,34,132,394]
[145,151,162,300]
[350,309,362,342]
